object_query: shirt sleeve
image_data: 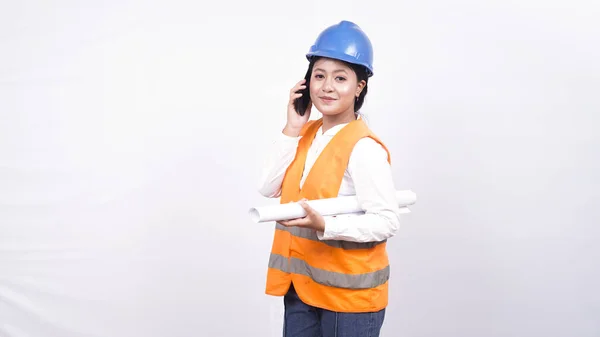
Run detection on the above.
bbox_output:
[316,137,402,242]
[256,132,300,198]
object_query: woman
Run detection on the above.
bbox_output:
[257,20,402,337]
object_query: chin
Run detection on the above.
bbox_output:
[320,110,343,116]
[314,103,345,116]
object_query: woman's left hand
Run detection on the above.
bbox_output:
[278,199,325,232]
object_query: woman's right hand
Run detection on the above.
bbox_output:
[283,79,311,137]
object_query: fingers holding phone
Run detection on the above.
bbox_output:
[284,79,311,137]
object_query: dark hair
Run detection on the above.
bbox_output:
[293,57,370,116]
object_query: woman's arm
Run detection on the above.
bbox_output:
[258,78,311,198]
[316,137,402,242]
[256,132,300,198]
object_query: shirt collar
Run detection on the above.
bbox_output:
[317,115,361,137]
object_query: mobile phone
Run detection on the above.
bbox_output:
[293,68,312,116]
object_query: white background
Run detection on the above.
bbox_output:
[1,0,599,336]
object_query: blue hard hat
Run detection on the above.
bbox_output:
[306,20,374,77]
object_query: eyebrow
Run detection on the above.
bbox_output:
[314,68,348,74]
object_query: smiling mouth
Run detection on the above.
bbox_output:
[320,97,336,101]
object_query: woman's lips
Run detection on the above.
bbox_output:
[319,97,336,104]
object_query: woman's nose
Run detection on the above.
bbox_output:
[321,81,334,92]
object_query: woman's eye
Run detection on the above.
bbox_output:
[314,74,324,79]
[336,77,346,81]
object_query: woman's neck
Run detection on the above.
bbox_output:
[321,110,357,134]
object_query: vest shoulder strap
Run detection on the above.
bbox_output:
[299,119,323,137]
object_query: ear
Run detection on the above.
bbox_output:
[356,80,367,97]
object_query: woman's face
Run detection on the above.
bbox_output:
[309,58,365,117]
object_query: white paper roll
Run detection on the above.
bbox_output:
[249,190,417,223]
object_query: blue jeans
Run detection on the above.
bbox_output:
[283,284,386,337]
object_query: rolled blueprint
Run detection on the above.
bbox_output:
[249,190,416,223]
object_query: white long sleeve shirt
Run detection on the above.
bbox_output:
[257,121,402,243]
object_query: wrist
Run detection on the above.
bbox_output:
[283,125,302,137]
[316,217,329,240]
[317,218,326,232]
[317,216,337,240]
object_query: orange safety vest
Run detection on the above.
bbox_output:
[265,117,392,313]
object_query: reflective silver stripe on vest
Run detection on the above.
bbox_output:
[275,223,385,250]
[268,253,389,290]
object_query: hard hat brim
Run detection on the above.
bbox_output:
[306,50,374,77]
